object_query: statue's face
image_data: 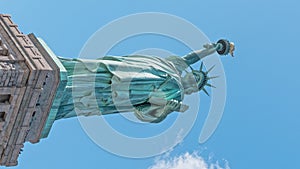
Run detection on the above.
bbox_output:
[182,71,207,95]
[192,70,207,90]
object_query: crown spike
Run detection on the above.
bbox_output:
[206,65,215,74]
[207,76,219,80]
[189,65,194,71]
[202,88,209,96]
[206,83,216,88]
[200,62,203,71]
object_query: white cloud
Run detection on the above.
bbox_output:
[148,152,230,169]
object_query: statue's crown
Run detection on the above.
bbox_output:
[191,63,218,96]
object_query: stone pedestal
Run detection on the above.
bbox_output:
[0,14,64,166]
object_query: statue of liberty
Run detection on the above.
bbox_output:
[0,14,236,166]
[55,39,235,123]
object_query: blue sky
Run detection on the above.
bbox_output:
[1,0,300,169]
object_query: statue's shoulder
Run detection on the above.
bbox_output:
[99,55,124,61]
[100,55,159,61]
[165,56,188,73]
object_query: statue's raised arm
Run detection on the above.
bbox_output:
[55,39,235,123]
[183,39,235,66]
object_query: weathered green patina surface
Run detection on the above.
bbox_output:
[51,39,234,124]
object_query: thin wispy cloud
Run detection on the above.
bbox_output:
[148,152,230,169]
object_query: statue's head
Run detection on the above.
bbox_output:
[182,63,216,95]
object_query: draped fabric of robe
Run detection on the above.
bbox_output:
[55,55,186,122]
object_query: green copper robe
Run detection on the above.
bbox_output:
[55,55,187,123]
